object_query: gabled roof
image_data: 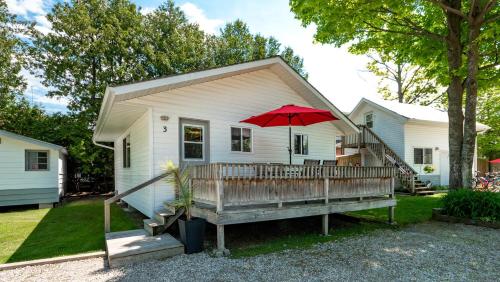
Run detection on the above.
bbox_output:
[350,98,490,132]
[0,130,67,154]
[94,56,359,142]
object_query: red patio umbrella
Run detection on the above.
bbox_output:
[489,159,500,164]
[240,104,338,164]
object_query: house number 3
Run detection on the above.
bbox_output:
[163,126,167,132]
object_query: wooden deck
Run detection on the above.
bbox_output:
[190,163,396,253]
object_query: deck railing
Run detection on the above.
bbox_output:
[191,163,395,211]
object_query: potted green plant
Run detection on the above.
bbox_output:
[165,161,206,254]
[423,165,435,174]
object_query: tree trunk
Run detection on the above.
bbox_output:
[462,4,481,188]
[397,64,403,103]
[444,0,464,189]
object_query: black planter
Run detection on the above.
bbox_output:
[178,217,206,254]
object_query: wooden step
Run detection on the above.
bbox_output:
[163,202,176,214]
[144,219,165,236]
[154,208,175,225]
[415,190,438,195]
[105,229,184,268]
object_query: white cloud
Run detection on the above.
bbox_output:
[180,2,224,34]
[5,0,46,16]
[34,15,52,34]
[140,6,155,15]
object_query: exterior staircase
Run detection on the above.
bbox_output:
[105,203,185,267]
[341,125,437,195]
[103,173,187,267]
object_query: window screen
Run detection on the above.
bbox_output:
[25,150,49,171]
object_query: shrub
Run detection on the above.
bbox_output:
[442,189,500,221]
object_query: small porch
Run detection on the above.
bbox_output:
[190,163,396,254]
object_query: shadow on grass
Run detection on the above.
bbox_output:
[6,199,141,263]
[206,195,444,258]
[204,214,390,258]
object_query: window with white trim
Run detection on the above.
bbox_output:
[25,150,49,171]
[294,134,308,155]
[123,135,131,168]
[231,127,252,152]
[365,112,374,128]
[414,148,432,164]
[183,125,204,160]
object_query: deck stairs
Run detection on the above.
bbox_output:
[342,125,438,195]
[105,202,185,267]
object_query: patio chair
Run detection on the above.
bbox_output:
[304,159,320,165]
[322,160,337,166]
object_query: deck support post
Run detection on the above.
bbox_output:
[322,214,329,235]
[388,206,395,225]
[387,177,396,225]
[322,178,329,235]
[104,202,110,233]
[216,224,229,256]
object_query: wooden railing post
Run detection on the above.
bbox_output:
[215,178,224,213]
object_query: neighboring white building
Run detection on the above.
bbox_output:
[93,57,358,218]
[348,98,489,186]
[0,130,67,208]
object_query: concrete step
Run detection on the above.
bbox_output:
[144,219,166,236]
[105,229,184,268]
[154,208,175,225]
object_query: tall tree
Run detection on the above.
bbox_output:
[33,0,147,178]
[213,20,308,78]
[0,0,30,110]
[291,0,499,188]
[34,0,147,121]
[142,1,210,77]
[366,52,442,105]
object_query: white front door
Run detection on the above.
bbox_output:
[439,150,449,186]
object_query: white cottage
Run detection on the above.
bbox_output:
[347,98,489,186]
[93,57,358,218]
[0,130,67,208]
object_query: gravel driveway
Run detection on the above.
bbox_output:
[1,221,499,282]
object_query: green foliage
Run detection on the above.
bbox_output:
[442,189,500,221]
[164,161,193,220]
[290,0,498,88]
[212,19,308,78]
[423,165,435,174]
[0,0,33,99]
[477,87,499,160]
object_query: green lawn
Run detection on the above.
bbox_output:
[231,194,444,258]
[0,198,141,264]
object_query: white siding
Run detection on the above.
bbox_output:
[404,122,448,184]
[0,136,59,190]
[129,69,339,213]
[114,111,153,217]
[58,152,66,196]
[349,103,406,158]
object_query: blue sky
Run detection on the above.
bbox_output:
[7,0,380,113]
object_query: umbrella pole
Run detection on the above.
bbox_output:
[288,115,292,165]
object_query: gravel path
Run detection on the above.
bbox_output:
[1,222,499,282]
